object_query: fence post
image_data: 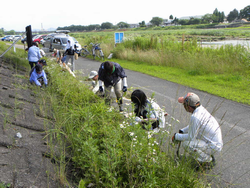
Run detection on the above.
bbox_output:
[26,25,32,48]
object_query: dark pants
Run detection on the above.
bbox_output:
[29,61,37,69]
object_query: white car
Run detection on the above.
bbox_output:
[13,35,22,42]
[43,33,81,52]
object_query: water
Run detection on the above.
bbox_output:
[200,40,250,48]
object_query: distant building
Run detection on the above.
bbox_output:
[129,23,140,28]
[179,15,203,20]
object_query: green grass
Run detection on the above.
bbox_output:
[111,58,250,105]
[39,61,210,187]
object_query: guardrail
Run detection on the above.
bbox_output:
[0,32,26,58]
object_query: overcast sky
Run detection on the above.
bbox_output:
[1,0,249,32]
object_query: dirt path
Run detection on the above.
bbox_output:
[0,59,59,187]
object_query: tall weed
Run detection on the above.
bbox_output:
[43,62,209,187]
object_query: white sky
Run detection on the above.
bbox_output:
[1,0,249,31]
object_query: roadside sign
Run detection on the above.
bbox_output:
[115,32,124,44]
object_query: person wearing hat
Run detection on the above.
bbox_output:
[172,92,223,167]
[29,59,47,76]
[28,42,41,69]
[98,61,128,112]
[131,89,166,132]
[88,70,99,94]
[29,64,48,87]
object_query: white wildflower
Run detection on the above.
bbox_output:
[120,124,125,128]
[154,141,159,145]
[129,132,134,136]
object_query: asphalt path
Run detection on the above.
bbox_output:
[75,56,250,188]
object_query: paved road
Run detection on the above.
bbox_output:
[75,57,250,188]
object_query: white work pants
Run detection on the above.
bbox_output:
[182,139,219,162]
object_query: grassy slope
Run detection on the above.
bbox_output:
[112,58,250,105]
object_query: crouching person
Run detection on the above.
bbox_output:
[131,89,166,132]
[30,64,48,87]
[172,92,223,169]
[98,61,128,112]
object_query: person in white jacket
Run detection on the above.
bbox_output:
[172,92,223,165]
[131,89,166,132]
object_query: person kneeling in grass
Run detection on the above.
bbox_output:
[29,64,48,87]
[131,89,166,132]
[172,92,223,169]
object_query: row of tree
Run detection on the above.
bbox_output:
[56,6,249,31]
[151,6,250,26]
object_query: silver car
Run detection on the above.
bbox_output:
[43,33,81,52]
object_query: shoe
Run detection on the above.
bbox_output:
[194,155,216,171]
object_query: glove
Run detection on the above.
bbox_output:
[99,86,103,92]
[179,129,184,134]
[135,116,142,123]
[122,86,127,92]
[172,133,177,142]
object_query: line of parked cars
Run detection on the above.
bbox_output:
[1,31,81,52]
[1,35,22,42]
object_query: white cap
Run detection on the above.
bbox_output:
[89,71,98,79]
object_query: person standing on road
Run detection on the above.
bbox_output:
[98,61,128,112]
[64,39,75,72]
[28,42,41,69]
[172,92,223,167]
[131,89,166,132]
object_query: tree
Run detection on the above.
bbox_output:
[219,12,225,22]
[5,30,15,35]
[212,8,225,23]
[139,21,146,27]
[227,9,239,22]
[169,15,173,20]
[202,14,213,24]
[100,22,113,29]
[172,17,178,25]
[117,22,129,28]
[239,5,250,21]
[150,17,163,26]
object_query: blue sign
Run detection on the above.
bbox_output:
[115,32,124,44]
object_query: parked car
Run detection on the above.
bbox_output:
[2,35,14,41]
[43,33,81,52]
[13,35,22,42]
[33,35,47,44]
[21,35,37,44]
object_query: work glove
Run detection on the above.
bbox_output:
[135,116,142,123]
[172,133,178,143]
[99,86,104,93]
[122,86,127,92]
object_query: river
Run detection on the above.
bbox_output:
[200,39,250,48]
